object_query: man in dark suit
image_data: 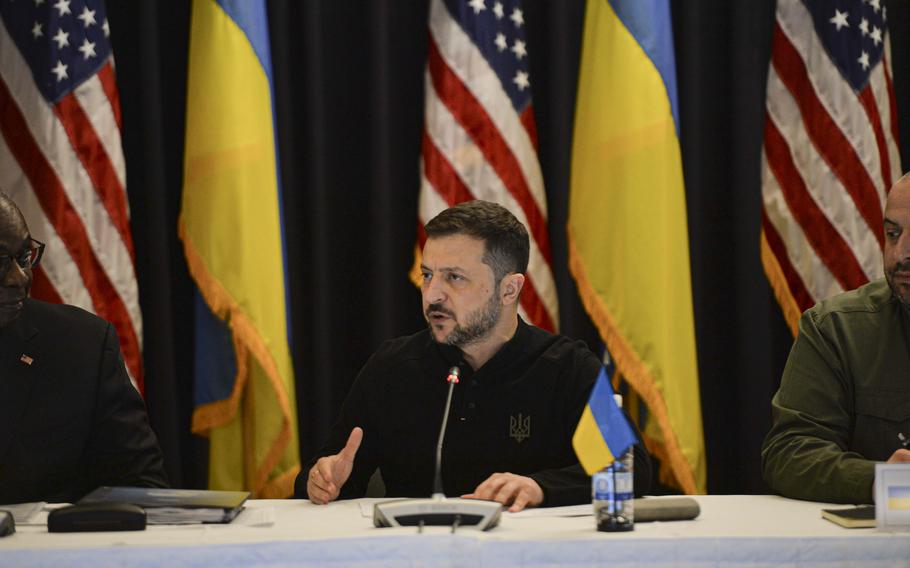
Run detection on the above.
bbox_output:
[0,193,167,504]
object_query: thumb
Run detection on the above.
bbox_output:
[338,427,363,462]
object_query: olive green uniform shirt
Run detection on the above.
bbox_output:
[762,279,910,504]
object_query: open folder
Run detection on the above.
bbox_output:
[79,487,249,525]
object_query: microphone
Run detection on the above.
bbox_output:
[432,366,460,497]
[373,365,501,531]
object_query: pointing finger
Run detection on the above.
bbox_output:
[339,427,364,462]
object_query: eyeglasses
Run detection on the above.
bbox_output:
[0,238,45,280]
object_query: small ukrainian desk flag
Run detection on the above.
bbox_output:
[573,367,637,475]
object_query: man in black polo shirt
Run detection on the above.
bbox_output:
[296,201,650,511]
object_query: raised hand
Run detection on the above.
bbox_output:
[307,427,363,505]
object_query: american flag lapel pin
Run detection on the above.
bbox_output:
[20,354,34,366]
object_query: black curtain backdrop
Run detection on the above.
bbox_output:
[103,1,910,493]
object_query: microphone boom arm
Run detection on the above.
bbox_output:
[433,368,459,497]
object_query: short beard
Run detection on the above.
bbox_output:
[428,292,501,348]
[886,261,910,305]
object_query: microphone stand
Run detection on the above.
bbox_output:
[432,368,458,497]
[373,366,502,531]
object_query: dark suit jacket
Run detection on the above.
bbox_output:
[0,299,167,504]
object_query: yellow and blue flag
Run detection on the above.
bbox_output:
[573,367,637,475]
[567,0,706,493]
[179,0,299,497]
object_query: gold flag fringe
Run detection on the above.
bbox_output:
[179,218,298,497]
[759,230,801,337]
[409,243,423,288]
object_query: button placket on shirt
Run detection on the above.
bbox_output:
[459,377,480,422]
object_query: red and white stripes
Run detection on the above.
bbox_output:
[0,20,143,391]
[418,0,558,331]
[761,0,901,328]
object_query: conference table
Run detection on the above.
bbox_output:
[3,495,909,567]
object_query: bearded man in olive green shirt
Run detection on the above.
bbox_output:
[762,173,910,504]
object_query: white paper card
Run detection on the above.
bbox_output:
[874,463,910,531]
[507,504,592,518]
[234,507,275,527]
[1,502,45,524]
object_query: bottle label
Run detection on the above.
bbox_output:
[593,471,612,501]
[612,471,633,500]
[592,470,632,500]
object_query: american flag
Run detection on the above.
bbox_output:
[761,0,902,333]
[418,0,558,331]
[0,0,143,391]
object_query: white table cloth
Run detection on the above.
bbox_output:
[2,495,908,567]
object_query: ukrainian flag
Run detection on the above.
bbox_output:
[573,367,637,475]
[568,0,706,493]
[179,0,299,497]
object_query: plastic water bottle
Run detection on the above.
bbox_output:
[593,394,634,532]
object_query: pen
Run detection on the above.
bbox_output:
[898,432,910,449]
